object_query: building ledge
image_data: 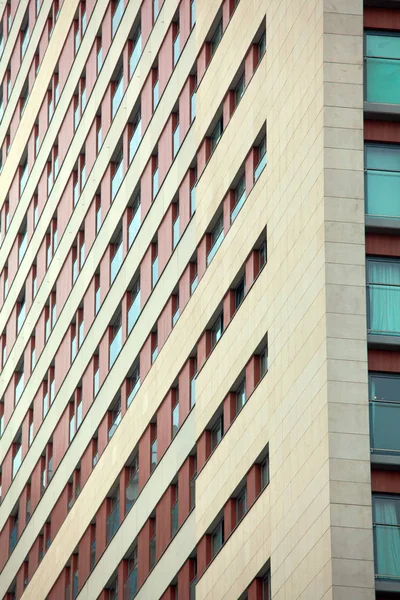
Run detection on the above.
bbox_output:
[368,334,400,349]
[365,216,400,234]
[365,0,400,8]
[364,102,400,121]
[376,579,400,595]
[371,453,400,469]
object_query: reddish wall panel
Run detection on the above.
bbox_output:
[366,233,400,257]
[369,349,400,372]
[159,26,174,95]
[364,7,400,30]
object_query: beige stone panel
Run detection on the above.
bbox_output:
[325,197,364,224]
[69,413,194,599]
[328,403,369,435]
[329,432,370,461]
[326,338,367,362]
[325,263,364,287]
[323,34,362,65]
[195,487,272,600]
[0,0,183,336]
[327,381,368,405]
[324,0,363,15]
[331,587,375,600]
[135,512,196,600]
[324,128,363,150]
[331,558,375,589]
[0,0,56,149]
[330,458,370,484]
[327,358,367,384]
[330,481,372,507]
[325,242,365,265]
[324,62,363,85]
[324,106,363,130]
[0,0,80,217]
[324,221,364,245]
[330,504,373,530]
[0,18,197,455]
[325,284,366,316]
[324,148,363,171]
[326,313,366,341]
[331,527,374,561]
[323,12,363,35]
[324,168,363,199]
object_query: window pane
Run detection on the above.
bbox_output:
[365,144,400,219]
[367,259,400,335]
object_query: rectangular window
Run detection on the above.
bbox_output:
[211,312,223,348]
[95,285,101,314]
[129,114,142,161]
[259,241,267,269]
[235,74,245,106]
[18,229,27,264]
[211,520,224,557]
[236,379,246,413]
[112,0,124,37]
[258,31,266,61]
[211,415,223,451]
[260,347,268,378]
[254,137,267,181]
[112,69,124,117]
[370,373,400,456]
[172,399,179,437]
[171,496,179,536]
[173,31,180,66]
[94,367,99,396]
[151,438,157,472]
[129,200,141,247]
[207,215,224,266]
[21,26,30,58]
[261,455,269,490]
[190,183,196,215]
[191,90,196,122]
[109,323,122,367]
[125,460,139,511]
[373,494,400,579]
[130,28,142,77]
[231,176,246,223]
[235,278,245,309]
[173,212,180,249]
[367,258,400,336]
[210,118,223,153]
[128,283,140,333]
[111,235,123,282]
[97,45,103,73]
[365,144,400,219]
[365,32,400,105]
[236,487,247,522]
[173,122,180,158]
[111,154,124,200]
[153,78,159,110]
[108,401,121,439]
[127,367,140,407]
[210,20,222,57]
[153,0,159,22]
[153,164,159,199]
[149,531,156,569]
[90,539,96,571]
[20,161,28,195]
[152,246,158,288]
[191,0,196,28]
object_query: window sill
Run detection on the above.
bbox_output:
[364,101,400,121]
[375,579,400,595]
[368,334,400,349]
[365,0,400,7]
[365,216,400,233]
[371,452,400,469]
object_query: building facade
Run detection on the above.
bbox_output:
[0,0,399,598]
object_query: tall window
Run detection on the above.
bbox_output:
[210,20,222,57]
[365,144,400,219]
[365,32,400,105]
[211,520,224,557]
[369,373,400,456]
[367,258,400,336]
[112,68,124,117]
[373,494,400,580]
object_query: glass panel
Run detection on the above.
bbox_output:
[374,495,400,579]
[260,349,268,377]
[235,279,245,308]
[190,185,196,215]
[74,179,79,205]
[20,163,28,194]
[73,571,79,599]
[236,380,246,413]
[69,415,75,441]
[12,446,22,478]
[172,403,179,437]
[21,28,29,57]
[17,302,25,332]
[97,47,103,72]
[128,203,141,247]
[112,75,124,117]
[173,33,180,66]
[111,241,123,282]
[190,274,198,295]
[210,119,223,153]
[95,287,100,314]
[207,229,224,265]
[211,314,223,347]
[125,469,139,512]
[151,439,157,472]
[152,256,158,287]
[367,259,400,335]
[124,565,138,600]
[173,124,180,158]
[130,33,142,78]
[9,520,18,551]
[153,80,159,109]
[94,368,99,395]
[236,488,247,521]
[153,167,159,198]
[254,151,267,182]
[366,57,400,104]
[261,456,269,489]
[15,374,24,403]
[365,145,400,218]
[151,345,158,363]
[191,91,196,122]
[171,502,178,536]
[127,373,140,407]
[210,21,222,57]
[128,290,140,333]
[71,335,77,361]
[18,231,27,263]
[43,392,49,417]
[211,417,222,450]
[235,75,245,105]
[173,216,180,248]
[149,535,156,569]
[172,307,180,326]
[112,159,124,200]
[191,0,196,27]
[231,180,246,223]
[77,401,82,428]
[189,580,196,600]
[153,0,159,20]
[211,521,223,557]
[112,0,124,37]
[190,376,196,408]
[110,326,122,366]
[366,33,400,60]
[129,119,142,162]
[106,500,120,542]
[108,409,121,439]
[90,540,96,571]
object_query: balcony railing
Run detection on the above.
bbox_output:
[370,400,400,455]
[128,292,141,333]
[365,169,400,219]
[368,283,400,336]
[123,566,138,600]
[106,501,120,543]
[207,229,224,266]
[374,523,400,579]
